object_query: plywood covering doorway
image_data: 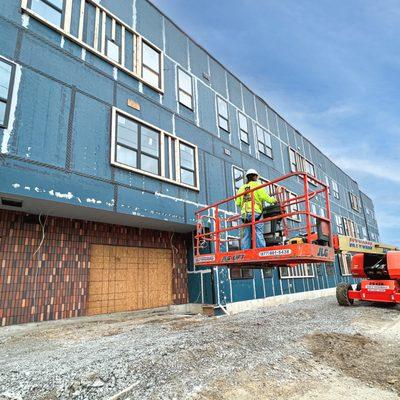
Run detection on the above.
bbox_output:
[87,245,173,315]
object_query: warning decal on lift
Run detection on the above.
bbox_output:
[259,249,292,257]
[194,255,216,263]
[366,285,390,292]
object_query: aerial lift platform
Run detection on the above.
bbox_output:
[194,171,335,268]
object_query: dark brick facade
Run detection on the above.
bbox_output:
[0,210,189,326]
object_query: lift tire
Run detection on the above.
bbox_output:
[336,283,354,306]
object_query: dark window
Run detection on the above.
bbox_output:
[230,267,253,280]
[178,69,193,110]
[115,114,160,175]
[30,0,63,26]
[142,41,161,88]
[0,58,15,129]
[256,125,273,158]
[217,96,229,132]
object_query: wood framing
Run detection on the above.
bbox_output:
[110,107,200,191]
[21,0,165,93]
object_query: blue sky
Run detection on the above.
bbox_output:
[151,0,400,247]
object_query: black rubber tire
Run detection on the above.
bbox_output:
[336,282,354,306]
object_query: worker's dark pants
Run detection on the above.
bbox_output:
[241,213,265,249]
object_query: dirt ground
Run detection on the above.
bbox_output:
[0,297,399,400]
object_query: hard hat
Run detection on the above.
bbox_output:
[245,168,259,177]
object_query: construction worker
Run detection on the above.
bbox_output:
[235,169,277,249]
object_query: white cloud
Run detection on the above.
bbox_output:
[334,157,400,184]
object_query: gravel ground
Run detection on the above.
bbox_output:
[0,297,399,400]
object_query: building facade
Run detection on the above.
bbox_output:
[0,0,380,326]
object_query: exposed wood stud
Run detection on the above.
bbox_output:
[121,26,126,67]
[63,0,73,33]
[93,6,100,50]
[101,10,106,54]
[111,18,116,41]
[21,0,164,93]
[78,0,85,41]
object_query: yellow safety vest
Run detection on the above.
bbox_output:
[235,180,276,215]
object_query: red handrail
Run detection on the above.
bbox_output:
[194,171,332,259]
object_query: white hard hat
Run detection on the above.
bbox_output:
[245,168,259,177]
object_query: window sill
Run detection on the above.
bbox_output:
[111,161,199,191]
[280,275,315,279]
[179,102,194,112]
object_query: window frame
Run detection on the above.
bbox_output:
[256,124,273,158]
[238,111,249,144]
[332,180,340,199]
[216,96,230,132]
[111,107,199,190]
[27,0,65,27]
[232,165,245,194]
[230,267,254,280]
[280,264,314,279]
[0,57,16,129]
[349,192,361,212]
[338,252,352,276]
[177,68,194,110]
[179,142,197,187]
[22,0,165,92]
[141,39,162,90]
[287,147,316,178]
[335,214,344,235]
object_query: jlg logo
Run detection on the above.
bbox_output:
[221,254,245,262]
[317,247,329,257]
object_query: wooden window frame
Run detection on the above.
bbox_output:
[335,214,344,235]
[216,96,230,133]
[232,165,244,194]
[0,57,16,129]
[177,68,194,110]
[349,192,361,212]
[280,264,315,279]
[179,142,197,187]
[256,125,273,158]
[287,147,316,180]
[238,111,249,144]
[332,180,340,199]
[141,39,162,90]
[111,107,199,191]
[21,0,164,92]
[339,252,352,276]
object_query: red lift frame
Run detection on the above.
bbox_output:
[194,171,335,267]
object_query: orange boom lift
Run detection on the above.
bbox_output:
[336,250,400,306]
[194,171,335,269]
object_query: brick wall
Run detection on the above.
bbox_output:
[0,210,189,326]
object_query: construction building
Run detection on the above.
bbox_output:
[0,0,380,326]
